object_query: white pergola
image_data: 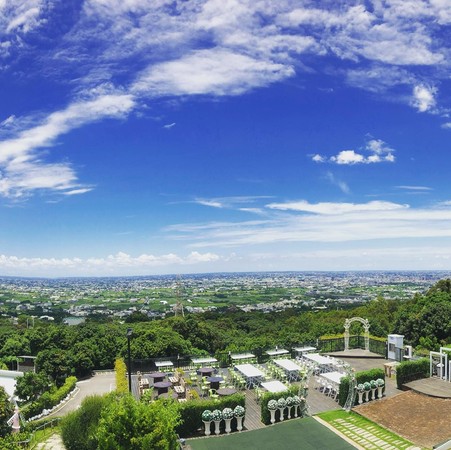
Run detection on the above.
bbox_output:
[430,347,450,381]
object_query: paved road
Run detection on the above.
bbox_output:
[50,372,116,417]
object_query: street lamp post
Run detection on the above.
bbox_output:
[127,328,133,393]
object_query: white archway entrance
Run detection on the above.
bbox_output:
[344,317,370,351]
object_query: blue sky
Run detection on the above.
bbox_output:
[1,0,451,277]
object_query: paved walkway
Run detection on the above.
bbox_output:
[35,433,66,450]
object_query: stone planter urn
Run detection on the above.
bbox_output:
[213,420,221,435]
[211,410,222,435]
[286,397,294,419]
[201,410,213,436]
[376,379,385,398]
[267,400,277,424]
[363,382,371,402]
[370,380,378,400]
[222,408,234,434]
[277,398,287,422]
[292,396,301,417]
[203,421,212,436]
[356,384,364,404]
[234,405,245,431]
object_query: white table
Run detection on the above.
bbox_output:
[293,346,316,354]
[235,364,265,388]
[261,380,288,393]
[191,357,218,367]
[266,349,289,357]
[274,359,304,381]
[303,353,332,365]
[320,371,344,385]
[155,361,174,370]
[231,353,255,361]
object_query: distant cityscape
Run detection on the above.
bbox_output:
[0,271,448,323]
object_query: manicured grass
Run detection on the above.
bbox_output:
[318,410,419,450]
[188,417,355,450]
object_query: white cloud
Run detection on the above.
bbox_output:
[266,200,406,215]
[325,172,350,194]
[0,94,134,198]
[132,48,295,97]
[441,122,451,129]
[167,200,451,249]
[412,84,437,112]
[313,138,396,165]
[163,122,176,129]
[0,251,221,276]
[396,185,433,191]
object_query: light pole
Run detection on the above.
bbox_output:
[127,328,133,393]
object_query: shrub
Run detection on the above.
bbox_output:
[22,376,77,419]
[61,394,111,450]
[396,358,429,389]
[176,393,245,437]
[338,368,384,407]
[115,358,128,394]
[260,385,300,424]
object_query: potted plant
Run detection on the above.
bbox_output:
[363,382,371,402]
[356,384,365,404]
[234,405,245,431]
[202,410,212,436]
[267,399,278,424]
[211,409,222,435]
[222,408,234,434]
[376,378,385,398]
[292,395,301,417]
[370,380,377,400]
[277,397,287,421]
[285,396,294,419]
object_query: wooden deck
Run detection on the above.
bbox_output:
[405,376,451,398]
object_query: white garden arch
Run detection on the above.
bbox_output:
[344,317,370,351]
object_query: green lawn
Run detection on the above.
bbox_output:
[188,417,355,450]
[317,410,420,450]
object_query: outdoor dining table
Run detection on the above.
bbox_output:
[197,367,215,377]
[207,376,223,390]
[153,381,172,395]
[155,360,174,371]
[260,380,288,393]
[230,353,255,362]
[266,349,289,358]
[148,372,166,383]
[235,364,265,388]
[217,387,237,396]
[274,358,303,381]
[191,357,218,367]
[320,371,344,385]
[293,346,316,355]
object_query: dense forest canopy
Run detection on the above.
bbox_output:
[0,279,449,382]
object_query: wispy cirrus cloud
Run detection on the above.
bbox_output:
[312,138,395,165]
[0,93,134,198]
[167,199,451,248]
[194,195,273,212]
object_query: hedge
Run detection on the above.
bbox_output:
[338,368,384,407]
[115,358,128,394]
[22,376,77,419]
[260,385,301,425]
[396,358,429,389]
[176,392,245,437]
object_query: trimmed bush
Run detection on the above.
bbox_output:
[176,392,245,437]
[115,358,128,394]
[260,385,300,425]
[22,376,77,419]
[338,368,384,407]
[396,358,430,389]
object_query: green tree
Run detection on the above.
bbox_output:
[96,395,180,450]
[14,371,51,402]
[0,385,14,437]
